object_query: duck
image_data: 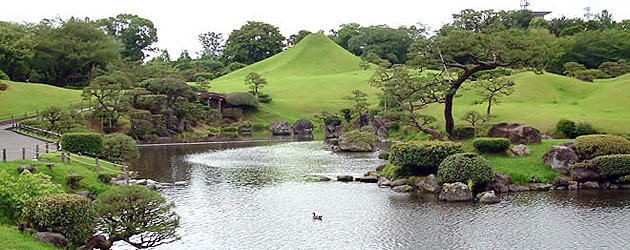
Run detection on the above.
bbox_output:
[312,212,322,220]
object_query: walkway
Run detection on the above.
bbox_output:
[0,124,52,161]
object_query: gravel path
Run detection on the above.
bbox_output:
[0,124,56,161]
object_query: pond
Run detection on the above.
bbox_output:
[129,141,630,249]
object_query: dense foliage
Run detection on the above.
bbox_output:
[455,126,476,139]
[573,134,630,160]
[22,194,96,246]
[60,133,104,156]
[389,141,464,175]
[226,92,259,109]
[591,154,630,176]
[473,138,511,153]
[437,153,494,185]
[102,133,139,165]
[0,171,63,221]
[223,21,285,65]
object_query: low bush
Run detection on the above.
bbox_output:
[258,95,272,103]
[22,194,97,246]
[473,138,511,153]
[60,133,103,156]
[102,133,139,165]
[98,173,119,184]
[575,122,597,137]
[573,134,630,160]
[456,126,476,140]
[20,119,46,129]
[378,152,390,160]
[437,153,494,186]
[194,72,215,81]
[0,171,63,221]
[222,108,243,121]
[389,141,464,176]
[0,69,9,81]
[226,92,259,109]
[591,154,630,176]
[555,119,576,138]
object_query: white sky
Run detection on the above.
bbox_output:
[2,0,629,58]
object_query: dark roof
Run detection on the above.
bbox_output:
[532,11,552,18]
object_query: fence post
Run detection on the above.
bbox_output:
[67,153,71,164]
[46,144,49,153]
[35,145,39,158]
[2,149,6,162]
[22,148,25,160]
[61,153,65,164]
[95,157,100,172]
[123,165,129,185]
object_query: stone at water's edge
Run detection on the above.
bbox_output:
[488,122,542,144]
[570,164,602,182]
[337,175,353,182]
[292,119,313,135]
[390,179,409,187]
[377,177,391,187]
[392,185,414,193]
[319,176,331,181]
[553,176,570,187]
[355,176,378,183]
[423,174,440,193]
[477,191,500,204]
[493,172,511,193]
[338,132,374,152]
[35,232,68,247]
[581,181,600,189]
[568,181,579,190]
[439,182,473,202]
[508,185,530,192]
[269,121,292,136]
[542,146,578,175]
[372,117,388,142]
[530,183,552,191]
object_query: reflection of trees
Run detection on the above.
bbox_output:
[224,167,285,186]
[550,190,630,209]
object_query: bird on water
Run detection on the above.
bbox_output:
[312,212,322,220]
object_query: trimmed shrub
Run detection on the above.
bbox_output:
[591,154,630,176]
[194,72,215,81]
[556,119,576,138]
[60,133,103,156]
[0,171,63,221]
[102,133,139,165]
[0,69,9,80]
[473,138,511,153]
[222,108,243,121]
[226,92,259,109]
[437,153,494,186]
[258,93,272,103]
[389,141,464,175]
[573,134,630,160]
[575,122,597,137]
[378,152,390,160]
[456,126,476,140]
[22,194,97,246]
[98,173,118,184]
[20,119,46,129]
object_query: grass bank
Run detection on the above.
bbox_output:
[0,224,57,250]
[0,80,83,121]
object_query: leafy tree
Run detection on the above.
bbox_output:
[0,21,34,82]
[102,133,139,164]
[30,18,121,86]
[460,110,486,127]
[142,78,195,106]
[223,21,285,64]
[83,72,131,131]
[40,106,78,133]
[99,14,158,61]
[529,18,550,30]
[198,31,224,59]
[599,59,630,77]
[329,23,361,50]
[359,52,391,70]
[549,16,585,36]
[95,185,180,249]
[343,90,369,114]
[499,10,534,29]
[563,62,586,77]
[339,108,353,123]
[471,76,516,120]
[244,72,267,96]
[347,25,412,64]
[287,30,312,46]
[408,9,558,138]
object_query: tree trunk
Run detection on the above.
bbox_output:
[444,92,456,138]
[486,98,492,121]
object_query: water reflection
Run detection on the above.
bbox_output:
[129,141,630,250]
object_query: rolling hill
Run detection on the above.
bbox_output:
[0,80,83,120]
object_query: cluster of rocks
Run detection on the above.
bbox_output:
[488,122,542,144]
[109,177,187,190]
[269,119,314,136]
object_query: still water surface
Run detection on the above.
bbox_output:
[131,141,630,250]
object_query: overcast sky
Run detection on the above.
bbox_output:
[3,0,629,58]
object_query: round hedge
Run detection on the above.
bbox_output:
[102,133,139,164]
[473,137,511,153]
[226,92,259,108]
[389,141,464,175]
[573,134,630,160]
[60,132,103,156]
[591,154,630,176]
[22,194,96,246]
[437,153,494,185]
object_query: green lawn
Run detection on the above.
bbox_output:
[0,81,83,121]
[0,224,57,250]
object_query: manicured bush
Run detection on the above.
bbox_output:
[573,134,630,160]
[0,69,9,80]
[22,194,96,246]
[194,72,215,81]
[555,119,576,138]
[437,153,494,186]
[575,122,597,137]
[0,171,63,221]
[591,154,630,176]
[222,108,243,121]
[473,137,511,153]
[102,133,139,165]
[226,92,259,109]
[456,126,476,139]
[378,152,390,160]
[19,119,46,129]
[389,141,464,175]
[60,133,103,156]
[258,93,272,103]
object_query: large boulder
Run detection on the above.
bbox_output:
[422,174,440,193]
[17,165,35,174]
[569,163,602,182]
[488,122,542,144]
[85,235,111,250]
[477,191,500,204]
[506,144,531,157]
[439,182,473,202]
[338,130,375,152]
[269,121,291,135]
[493,172,511,193]
[552,176,570,187]
[542,146,578,175]
[34,232,68,247]
[337,175,354,182]
[392,185,414,193]
[390,179,409,187]
[292,119,313,135]
[324,122,338,138]
[372,117,388,142]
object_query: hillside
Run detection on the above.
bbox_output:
[0,80,83,119]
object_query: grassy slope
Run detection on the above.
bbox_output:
[0,80,83,118]
[0,224,57,250]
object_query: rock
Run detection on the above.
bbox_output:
[352,113,370,129]
[439,182,473,202]
[377,177,391,187]
[508,144,531,157]
[269,121,292,136]
[355,176,378,183]
[112,180,127,186]
[324,122,338,138]
[337,175,354,182]
[601,182,612,189]
[568,181,579,190]
[610,184,619,189]
[146,179,157,185]
[319,176,331,181]
[530,183,552,191]
[75,191,90,198]
[173,181,187,186]
[17,165,35,174]
[392,185,414,193]
[553,176,570,187]
[508,185,530,192]
[581,181,600,189]
[488,122,542,144]
[146,183,161,190]
[477,191,500,204]
[542,146,578,175]
[338,131,374,152]
[34,232,68,247]
[136,179,148,185]
[85,235,111,250]
[292,119,314,134]
[422,174,440,193]
[570,163,602,182]
[390,179,409,187]
[372,117,388,141]
[560,141,575,149]
[335,125,347,136]
[493,172,511,193]
[620,184,630,189]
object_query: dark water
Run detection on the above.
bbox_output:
[129,141,630,250]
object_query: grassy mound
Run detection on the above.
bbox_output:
[0,80,82,120]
